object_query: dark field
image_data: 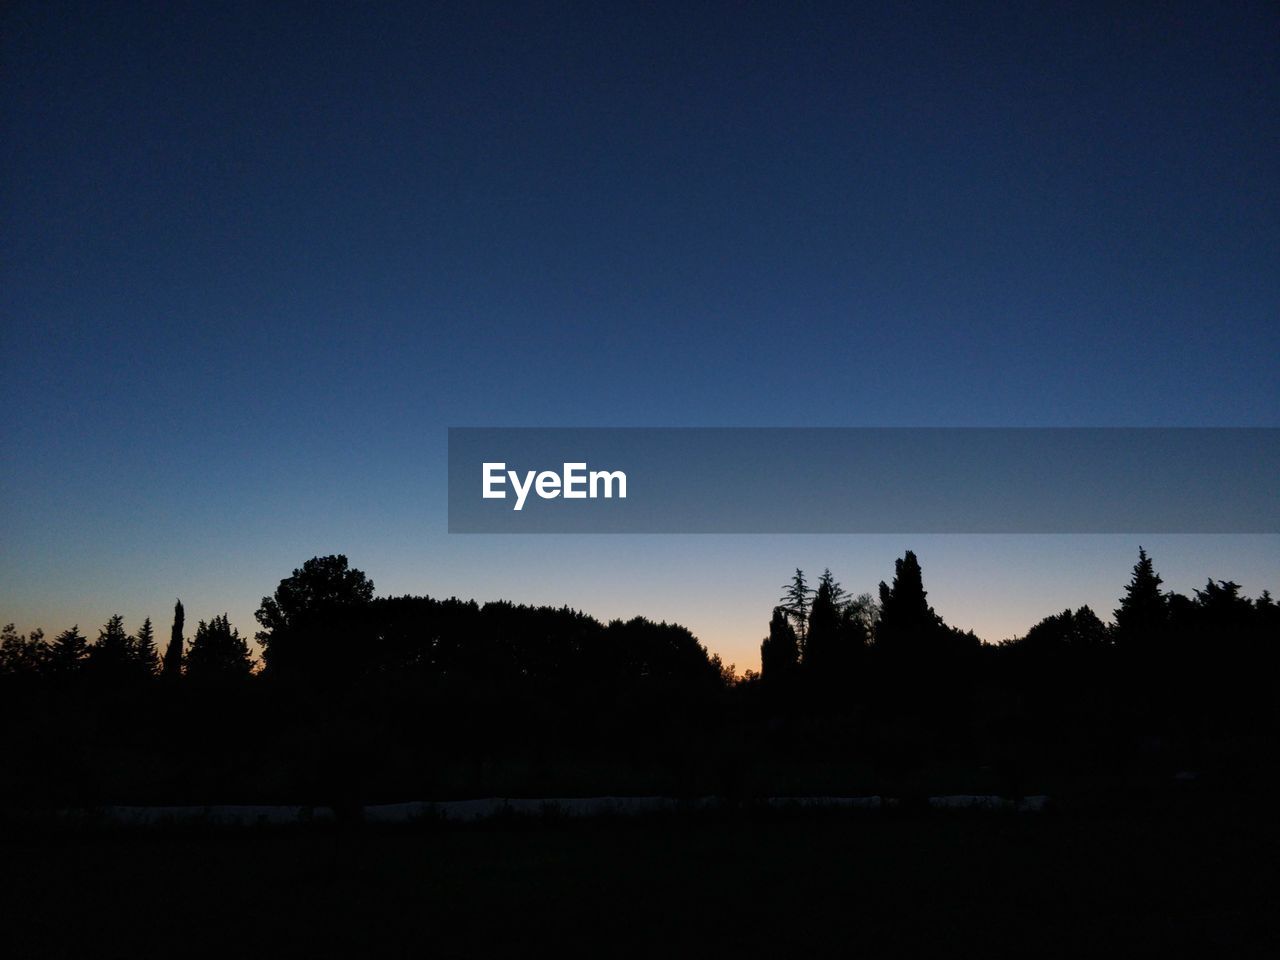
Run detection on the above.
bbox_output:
[5,809,1279,958]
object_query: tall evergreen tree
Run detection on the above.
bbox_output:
[817,568,848,610]
[46,625,88,675]
[1113,547,1167,653]
[163,599,185,680]
[876,551,944,652]
[133,617,159,676]
[803,576,840,673]
[779,568,811,640]
[760,606,799,686]
[87,614,135,679]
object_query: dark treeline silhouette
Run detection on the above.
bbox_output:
[757,549,1278,794]
[1,549,1276,810]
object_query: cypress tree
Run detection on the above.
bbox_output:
[760,606,799,686]
[163,599,185,680]
[804,576,840,673]
[876,551,943,653]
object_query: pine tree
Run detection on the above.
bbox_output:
[134,617,159,677]
[1114,546,1167,654]
[87,614,134,678]
[163,599,185,680]
[47,625,88,675]
[817,568,848,610]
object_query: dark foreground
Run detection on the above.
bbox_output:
[4,808,1278,958]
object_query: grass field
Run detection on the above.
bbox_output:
[4,808,1279,958]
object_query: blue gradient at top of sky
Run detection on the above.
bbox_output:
[2,1,1277,667]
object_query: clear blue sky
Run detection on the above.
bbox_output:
[3,1,1277,668]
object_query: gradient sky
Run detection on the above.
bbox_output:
[3,1,1277,669]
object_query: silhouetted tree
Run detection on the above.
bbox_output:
[0,624,46,675]
[1019,605,1111,652]
[872,550,980,724]
[186,614,254,683]
[709,653,737,687]
[834,601,871,670]
[779,568,811,640]
[600,616,723,693]
[1257,590,1280,634]
[760,606,799,686]
[1192,579,1253,629]
[817,568,848,609]
[876,551,944,654]
[163,599,185,680]
[87,614,143,681]
[845,592,880,635]
[803,575,840,673]
[133,617,159,677]
[1114,547,1167,656]
[46,625,88,675]
[255,554,375,680]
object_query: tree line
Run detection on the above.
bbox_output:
[1,548,1275,806]
[0,602,253,683]
[760,554,984,687]
[0,554,731,697]
[755,548,1278,739]
[761,549,1277,677]
[3,548,1275,697]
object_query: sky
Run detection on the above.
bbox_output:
[2,1,1277,669]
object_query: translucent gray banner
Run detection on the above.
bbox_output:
[447,428,1278,533]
